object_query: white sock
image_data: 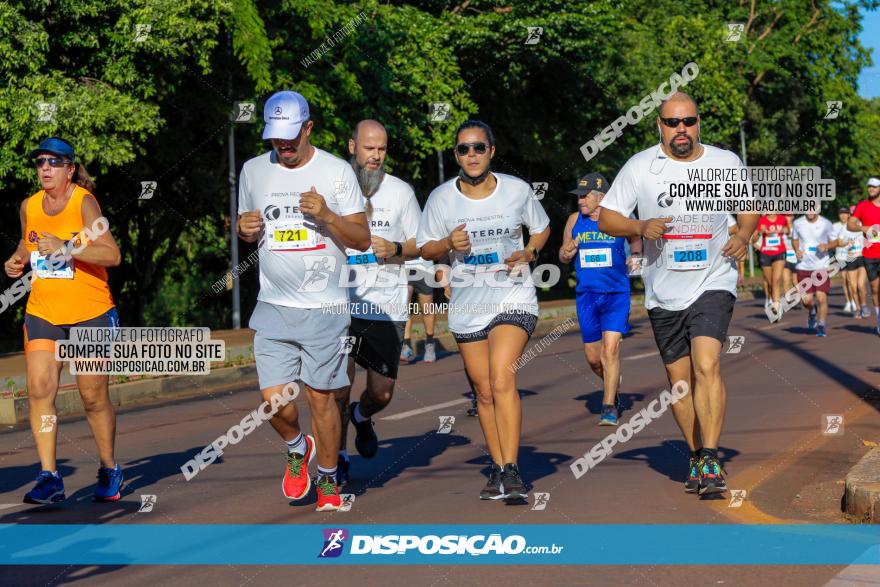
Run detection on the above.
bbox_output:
[353,403,367,423]
[286,433,306,455]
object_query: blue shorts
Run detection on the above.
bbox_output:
[575,291,630,344]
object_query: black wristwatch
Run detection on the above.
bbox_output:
[394,242,403,257]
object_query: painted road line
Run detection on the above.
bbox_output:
[380,398,471,421]
[624,351,660,361]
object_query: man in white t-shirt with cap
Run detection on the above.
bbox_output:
[598,92,758,497]
[237,90,370,511]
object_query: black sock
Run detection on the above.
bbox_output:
[403,338,411,347]
[426,334,434,344]
[700,447,718,461]
[691,448,701,460]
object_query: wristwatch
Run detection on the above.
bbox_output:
[394,242,403,257]
[526,245,538,262]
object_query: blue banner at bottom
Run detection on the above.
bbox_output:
[1,524,878,565]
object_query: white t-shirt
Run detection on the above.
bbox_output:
[792,216,834,271]
[600,144,740,311]
[238,148,365,309]
[349,173,421,322]
[405,257,435,273]
[416,173,550,334]
[832,222,864,262]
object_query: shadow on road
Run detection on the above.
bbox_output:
[615,440,741,482]
[573,390,646,417]
[0,460,76,495]
[466,445,573,491]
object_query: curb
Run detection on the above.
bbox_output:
[845,446,880,523]
[0,288,758,425]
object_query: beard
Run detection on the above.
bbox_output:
[668,133,694,157]
[352,157,385,198]
[870,190,880,200]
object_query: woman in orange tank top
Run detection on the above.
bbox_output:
[3,137,124,504]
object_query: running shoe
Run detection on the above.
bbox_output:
[315,475,342,512]
[283,434,315,500]
[876,325,880,337]
[423,341,436,363]
[337,455,350,487]
[350,402,378,458]
[844,300,853,313]
[479,464,505,500]
[500,463,528,501]
[467,397,478,417]
[599,404,619,426]
[697,455,727,495]
[399,344,414,364]
[807,307,817,331]
[684,456,700,494]
[861,306,872,319]
[816,324,827,337]
[94,464,124,501]
[23,471,65,505]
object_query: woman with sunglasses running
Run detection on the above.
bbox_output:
[417,120,550,502]
[4,137,123,504]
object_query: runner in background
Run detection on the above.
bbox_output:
[418,119,551,502]
[336,119,421,486]
[752,214,788,316]
[848,177,880,335]
[400,256,438,363]
[559,172,642,426]
[791,210,837,337]
[4,137,123,504]
[836,208,869,318]
[782,214,798,302]
[832,207,855,313]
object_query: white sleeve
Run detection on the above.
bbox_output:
[791,221,801,242]
[400,186,422,240]
[416,191,449,248]
[237,165,252,215]
[522,189,550,233]
[601,160,639,217]
[336,164,365,216]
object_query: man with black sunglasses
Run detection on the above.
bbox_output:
[598,92,759,496]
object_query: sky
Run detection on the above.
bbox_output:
[857,8,879,98]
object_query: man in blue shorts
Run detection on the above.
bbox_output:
[559,172,642,425]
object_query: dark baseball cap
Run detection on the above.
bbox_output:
[569,172,609,196]
[29,137,75,162]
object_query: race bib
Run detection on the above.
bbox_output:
[463,246,502,270]
[31,251,74,279]
[665,239,709,271]
[266,217,319,251]
[346,247,378,265]
[806,245,818,254]
[765,235,781,248]
[579,247,612,268]
[785,249,797,263]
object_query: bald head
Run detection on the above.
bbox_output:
[659,92,698,117]
[351,119,387,142]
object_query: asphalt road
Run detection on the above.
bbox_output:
[1,287,878,586]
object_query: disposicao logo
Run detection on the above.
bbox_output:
[318,528,348,558]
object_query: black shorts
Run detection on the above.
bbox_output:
[24,308,119,354]
[785,261,797,273]
[759,252,786,267]
[842,257,864,272]
[349,318,406,379]
[409,271,435,296]
[452,311,538,344]
[865,258,880,281]
[648,291,735,365]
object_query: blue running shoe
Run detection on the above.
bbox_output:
[94,464,124,501]
[599,404,619,426]
[816,324,826,337]
[23,471,65,505]
[807,307,817,331]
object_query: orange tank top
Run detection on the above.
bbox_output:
[24,185,114,325]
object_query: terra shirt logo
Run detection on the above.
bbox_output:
[319,528,348,558]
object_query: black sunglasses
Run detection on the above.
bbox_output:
[33,156,71,168]
[660,117,698,128]
[455,142,488,156]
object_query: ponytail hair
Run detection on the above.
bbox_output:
[71,162,96,194]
